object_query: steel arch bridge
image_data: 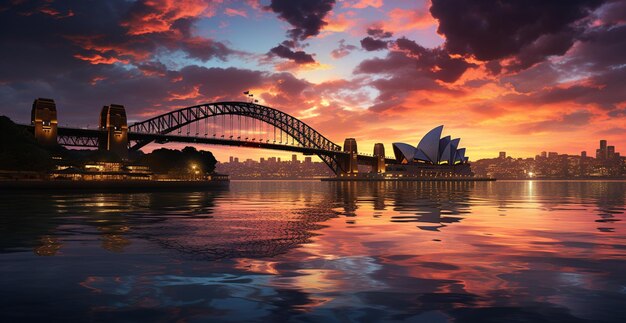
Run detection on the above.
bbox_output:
[24,100,396,174]
[128,101,346,173]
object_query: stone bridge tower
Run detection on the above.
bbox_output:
[31,98,58,148]
[340,138,358,175]
[373,143,386,174]
[99,104,128,159]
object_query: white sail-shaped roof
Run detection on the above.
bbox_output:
[414,149,431,162]
[446,138,460,164]
[416,125,443,164]
[438,136,451,163]
[392,143,417,163]
[440,144,451,164]
[439,138,459,164]
[455,148,466,163]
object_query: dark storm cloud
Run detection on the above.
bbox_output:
[430,0,605,70]
[0,1,292,124]
[361,26,393,51]
[395,37,476,83]
[268,44,316,64]
[354,36,477,112]
[502,23,626,110]
[267,0,336,41]
[0,1,128,82]
[567,23,626,72]
[485,60,502,75]
[360,37,389,51]
[0,0,236,76]
[265,0,336,64]
[356,37,475,83]
[366,27,393,39]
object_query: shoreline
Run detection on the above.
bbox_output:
[0,179,230,191]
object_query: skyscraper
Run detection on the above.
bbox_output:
[597,140,608,160]
[499,152,506,159]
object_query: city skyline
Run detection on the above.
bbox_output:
[474,139,625,179]
[1,0,625,163]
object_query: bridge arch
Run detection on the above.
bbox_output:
[128,101,346,173]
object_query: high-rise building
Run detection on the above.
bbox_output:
[292,154,298,163]
[260,157,265,163]
[581,151,587,158]
[229,156,234,163]
[597,140,608,160]
[234,157,239,163]
[608,146,615,159]
[499,152,506,159]
[548,152,558,159]
[541,151,547,158]
[304,157,312,163]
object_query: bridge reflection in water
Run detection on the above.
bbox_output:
[1,181,625,322]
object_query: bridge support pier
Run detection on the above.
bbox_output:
[31,98,58,148]
[99,104,128,159]
[339,138,358,176]
[373,143,386,174]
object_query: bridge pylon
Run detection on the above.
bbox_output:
[99,104,128,159]
[373,143,386,174]
[31,98,58,148]
[339,138,358,175]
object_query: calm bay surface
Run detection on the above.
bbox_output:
[1,180,625,322]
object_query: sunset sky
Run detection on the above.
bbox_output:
[1,0,625,162]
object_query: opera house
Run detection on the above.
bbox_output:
[387,125,473,177]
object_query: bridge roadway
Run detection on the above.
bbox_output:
[25,125,398,165]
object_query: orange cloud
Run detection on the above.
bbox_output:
[122,0,222,35]
[73,53,129,65]
[323,11,357,33]
[67,35,152,64]
[383,7,437,32]
[39,6,74,19]
[168,85,202,101]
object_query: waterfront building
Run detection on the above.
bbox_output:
[388,126,473,177]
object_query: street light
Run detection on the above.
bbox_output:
[190,164,198,180]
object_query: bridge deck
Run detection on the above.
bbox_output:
[22,125,397,164]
